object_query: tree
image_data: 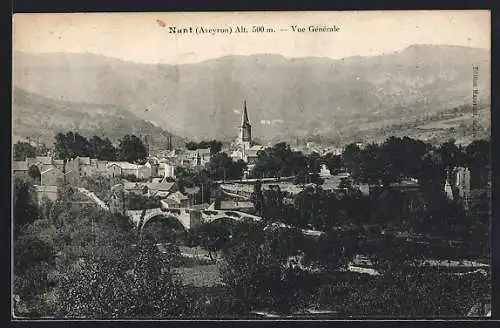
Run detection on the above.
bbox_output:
[53,132,91,160]
[117,135,148,163]
[208,152,246,180]
[307,152,322,174]
[185,141,198,150]
[220,222,315,314]
[418,149,446,197]
[14,217,57,317]
[13,141,37,161]
[323,153,342,175]
[465,139,490,189]
[35,143,50,157]
[57,243,186,318]
[251,180,264,217]
[346,137,433,185]
[54,132,69,160]
[261,185,285,221]
[50,199,190,318]
[400,136,431,178]
[190,219,237,260]
[175,168,214,204]
[89,136,117,161]
[73,132,91,157]
[13,178,40,237]
[437,139,467,182]
[187,140,223,154]
[251,142,309,178]
[207,140,222,155]
[341,143,361,172]
[219,222,291,312]
[302,230,351,272]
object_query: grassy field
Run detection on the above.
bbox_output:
[174,264,222,287]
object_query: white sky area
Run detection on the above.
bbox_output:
[13,11,490,65]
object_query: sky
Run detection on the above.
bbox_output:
[13,11,490,65]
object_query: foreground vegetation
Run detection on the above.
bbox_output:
[14,180,490,318]
[13,136,491,318]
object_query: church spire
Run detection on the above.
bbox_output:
[238,100,252,144]
[241,100,249,126]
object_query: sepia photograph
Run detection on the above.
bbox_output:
[11,11,491,319]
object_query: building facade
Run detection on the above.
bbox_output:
[454,166,471,208]
[35,185,58,205]
[40,167,64,186]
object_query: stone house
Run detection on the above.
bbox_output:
[64,169,80,186]
[40,167,64,186]
[146,158,159,177]
[245,145,264,164]
[65,158,80,176]
[35,185,58,205]
[107,162,151,179]
[184,186,200,206]
[166,191,190,208]
[53,159,65,172]
[137,165,152,180]
[160,198,181,209]
[107,163,123,178]
[27,156,54,173]
[77,156,94,176]
[159,162,176,179]
[123,182,149,196]
[196,148,211,166]
[12,161,29,180]
[147,182,176,198]
[96,160,108,173]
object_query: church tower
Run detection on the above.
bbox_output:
[238,100,252,145]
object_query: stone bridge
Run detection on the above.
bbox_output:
[126,207,263,232]
[126,207,324,238]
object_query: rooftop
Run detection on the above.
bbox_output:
[123,182,145,190]
[41,166,61,175]
[147,182,176,192]
[107,162,139,170]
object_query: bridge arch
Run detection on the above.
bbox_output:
[140,214,189,244]
[141,212,189,231]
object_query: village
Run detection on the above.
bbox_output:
[11,10,493,320]
[12,102,491,319]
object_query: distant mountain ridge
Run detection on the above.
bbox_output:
[13,44,491,143]
[12,86,184,150]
